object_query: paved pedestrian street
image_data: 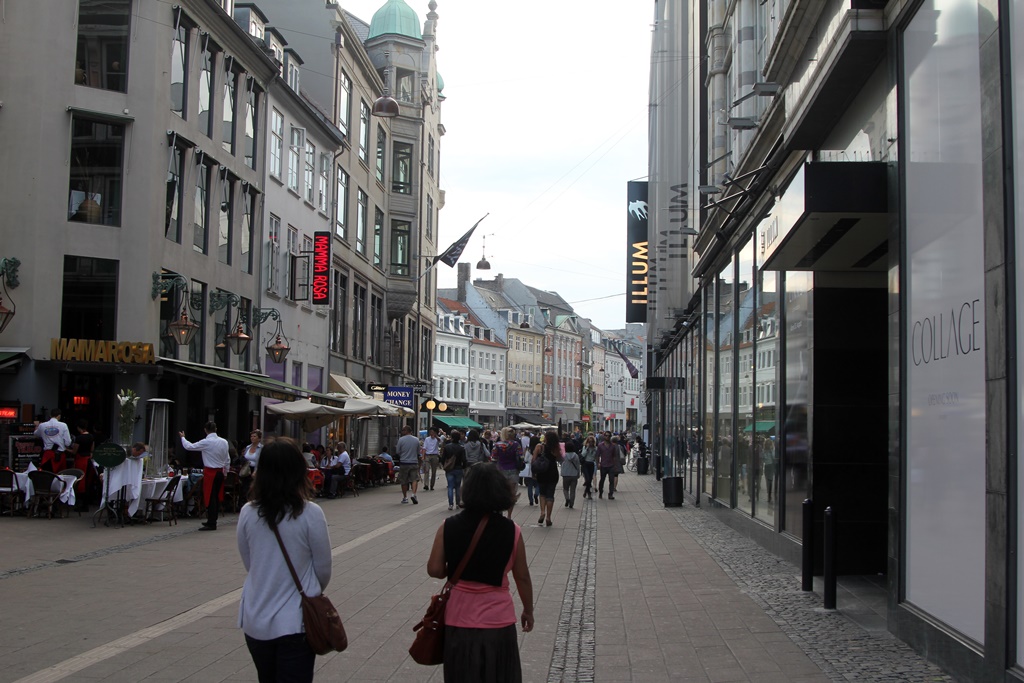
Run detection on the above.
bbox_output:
[0,475,953,683]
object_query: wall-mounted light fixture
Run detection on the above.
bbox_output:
[253,307,290,364]
[152,271,199,346]
[0,257,21,334]
[209,289,252,356]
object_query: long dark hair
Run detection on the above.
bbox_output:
[461,463,515,513]
[249,437,313,527]
[543,430,561,457]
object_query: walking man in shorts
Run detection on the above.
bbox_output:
[395,425,422,504]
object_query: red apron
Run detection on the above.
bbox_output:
[203,467,226,503]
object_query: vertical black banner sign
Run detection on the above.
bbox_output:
[626,181,649,323]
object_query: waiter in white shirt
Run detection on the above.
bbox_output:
[34,408,73,472]
[179,421,230,531]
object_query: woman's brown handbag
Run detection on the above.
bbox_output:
[409,514,489,665]
[271,523,348,655]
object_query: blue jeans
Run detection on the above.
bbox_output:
[524,477,539,504]
[244,633,314,683]
[446,469,464,507]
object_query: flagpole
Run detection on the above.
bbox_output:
[418,213,490,282]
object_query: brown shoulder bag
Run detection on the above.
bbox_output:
[409,514,489,666]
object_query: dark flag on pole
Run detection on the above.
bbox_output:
[616,345,640,379]
[434,214,489,267]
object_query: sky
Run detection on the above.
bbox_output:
[341,0,653,332]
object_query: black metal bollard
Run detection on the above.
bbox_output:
[824,506,837,609]
[802,499,813,591]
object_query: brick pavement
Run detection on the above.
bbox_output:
[0,472,948,683]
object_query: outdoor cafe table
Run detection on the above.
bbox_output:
[138,476,184,517]
[99,456,146,516]
[12,471,77,508]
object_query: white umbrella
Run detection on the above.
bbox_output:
[266,399,348,432]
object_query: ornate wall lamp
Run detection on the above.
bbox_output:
[0,257,20,334]
[252,307,290,364]
[151,272,199,346]
[209,289,252,356]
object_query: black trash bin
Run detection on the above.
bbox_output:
[636,456,649,475]
[662,477,683,507]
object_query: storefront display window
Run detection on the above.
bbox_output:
[715,256,736,503]
[703,286,715,497]
[903,0,986,643]
[1013,0,1024,663]
[754,267,779,525]
[782,271,812,537]
[737,239,755,515]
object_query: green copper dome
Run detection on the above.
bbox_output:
[436,72,444,92]
[368,0,423,40]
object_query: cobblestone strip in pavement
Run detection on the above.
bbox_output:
[0,526,198,580]
[651,480,953,683]
[547,497,597,683]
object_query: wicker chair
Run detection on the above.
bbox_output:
[144,475,182,526]
[28,470,66,519]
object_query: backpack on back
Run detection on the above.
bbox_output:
[531,451,551,476]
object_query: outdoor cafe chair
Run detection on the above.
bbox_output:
[0,468,24,516]
[144,474,182,526]
[28,470,66,519]
[57,469,85,517]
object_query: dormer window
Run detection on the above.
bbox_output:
[287,60,300,91]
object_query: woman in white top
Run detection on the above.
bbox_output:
[237,438,332,683]
[243,429,263,471]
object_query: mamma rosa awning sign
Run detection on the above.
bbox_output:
[51,338,156,363]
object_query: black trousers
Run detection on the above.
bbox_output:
[245,633,314,683]
[206,469,224,527]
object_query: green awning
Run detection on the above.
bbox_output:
[742,420,776,433]
[159,358,344,407]
[433,415,484,430]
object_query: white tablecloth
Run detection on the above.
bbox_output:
[138,477,184,517]
[100,457,145,515]
[8,472,76,508]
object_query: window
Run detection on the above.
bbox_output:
[352,283,366,359]
[69,117,125,226]
[270,109,284,178]
[288,127,301,191]
[356,189,367,254]
[286,225,299,299]
[266,214,281,294]
[338,70,351,133]
[171,19,188,116]
[222,64,237,154]
[391,219,411,275]
[373,207,384,266]
[331,271,348,353]
[304,141,315,203]
[358,101,370,163]
[244,78,258,169]
[396,69,414,102]
[336,167,348,238]
[165,143,185,241]
[218,171,233,264]
[241,186,256,274]
[376,127,386,183]
[198,38,214,136]
[307,364,323,393]
[75,0,129,92]
[287,59,300,92]
[392,142,412,194]
[292,360,303,388]
[193,158,209,253]
[427,134,435,176]
[61,256,118,341]
[370,294,383,364]
[426,195,434,240]
[318,153,330,214]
